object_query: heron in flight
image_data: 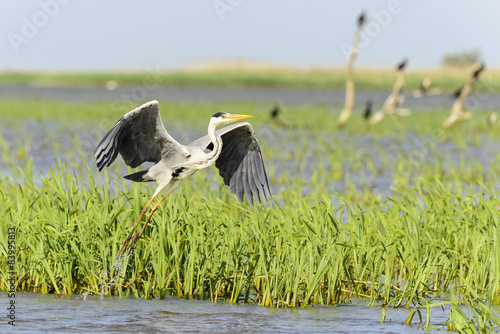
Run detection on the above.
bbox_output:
[94,100,271,255]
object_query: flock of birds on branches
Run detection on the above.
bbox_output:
[269,11,493,130]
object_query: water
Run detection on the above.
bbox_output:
[1,119,499,198]
[2,84,500,110]
[81,254,132,302]
[0,292,451,333]
[2,85,499,197]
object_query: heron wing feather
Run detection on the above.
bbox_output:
[94,100,184,171]
[189,122,271,206]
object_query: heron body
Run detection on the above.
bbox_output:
[94,100,271,254]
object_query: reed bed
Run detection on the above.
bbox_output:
[1,99,500,332]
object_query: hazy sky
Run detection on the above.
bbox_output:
[1,0,499,71]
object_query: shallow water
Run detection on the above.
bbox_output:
[2,84,500,110]
[2,84,499,197]
[0,292,451,333]
[1,119,499,198]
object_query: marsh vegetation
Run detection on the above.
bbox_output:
[1,99,500,332]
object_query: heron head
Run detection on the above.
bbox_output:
[210,112,253,126]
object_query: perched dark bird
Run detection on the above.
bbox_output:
[363,100,373,119]
[397,58,408,71]
[472,63,485,80]
[357,11,367,28]
[269,102,288,128]
[452,86,463,99]
[270,103,280,120]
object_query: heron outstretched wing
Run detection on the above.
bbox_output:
[190,122,271,206]
[94,100,184,171]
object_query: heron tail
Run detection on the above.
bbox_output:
[124,170,150,182]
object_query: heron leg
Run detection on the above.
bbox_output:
[122,180,182,255]
[119,179,171,256]
[119,196,155,256]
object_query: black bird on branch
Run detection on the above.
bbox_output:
[452,86,463,99]
[472,63,485,80]
[396,58,408,72]
[363,100,373,120]
[270,103,280,120]
[357,11,367,28]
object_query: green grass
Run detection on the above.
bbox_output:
[2,66,500,92]
[1,99,500,332]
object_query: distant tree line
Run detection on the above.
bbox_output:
[441,49,482,67]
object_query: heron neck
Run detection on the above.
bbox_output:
[206,123,223,165]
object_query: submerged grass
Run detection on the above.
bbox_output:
[1,99,500,331]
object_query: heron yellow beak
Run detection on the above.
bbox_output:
[228,114,253,120]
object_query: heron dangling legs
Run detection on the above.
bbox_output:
[94,101,271,256]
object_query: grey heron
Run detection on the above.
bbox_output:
[94,100,271,255]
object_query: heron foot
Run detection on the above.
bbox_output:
[127,234,142,252]
[119,233,143,257]
[119,233,135,256]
